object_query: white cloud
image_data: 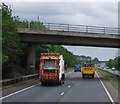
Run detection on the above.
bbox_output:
[6,2,118,27]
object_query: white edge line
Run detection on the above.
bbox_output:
[61,92,64,96]
[0,83,40,100]
[96,72,115,104]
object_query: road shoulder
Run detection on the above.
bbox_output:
[2,78,39,97]
[96,70,119,103]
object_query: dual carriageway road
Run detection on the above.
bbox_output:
[1,70,119,103]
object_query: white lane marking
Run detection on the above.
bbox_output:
[0,83,40,100]
[68,85,70,88]
[61,92,64,96]
[73,81,74,83]
[96,72,115,104]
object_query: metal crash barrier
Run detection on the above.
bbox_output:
[0,74,39,87]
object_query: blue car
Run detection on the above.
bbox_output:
[74,64,81,72]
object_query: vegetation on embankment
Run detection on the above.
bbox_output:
[96,68,120,91]
[65,67,74,72]
[2,3,22,79]
[105,56,120,71]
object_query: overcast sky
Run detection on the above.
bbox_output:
[4,1,119,61]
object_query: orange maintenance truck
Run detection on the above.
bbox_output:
[39,53,65,85]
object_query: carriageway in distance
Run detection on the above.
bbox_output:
[17,22,120,74]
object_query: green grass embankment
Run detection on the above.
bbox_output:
[65,67,73,72]
[96,68,120,91]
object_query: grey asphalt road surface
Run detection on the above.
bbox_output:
[1,70,119,103]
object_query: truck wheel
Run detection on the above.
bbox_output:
[62,74,65,80]
[92,74,94,78]
[61,74,65,84]
[62,79,64,84]
[41,82,45,86]
[82,74,85,78]
[59,77,64,85]
[59,80,62,85]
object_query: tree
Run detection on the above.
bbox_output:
[16,20,46,30]
[0,8,2,64]
[114,56,120,71]
[92,57,99,64]
[2,3,21,78]
[106,59,115,69]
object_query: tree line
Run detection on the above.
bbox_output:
[106,56,120,71]
[76,55,99,65]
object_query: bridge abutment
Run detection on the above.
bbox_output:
[27,43,36,74]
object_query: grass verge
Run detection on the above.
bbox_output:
[65,67,73,72]
[96,68,120,91]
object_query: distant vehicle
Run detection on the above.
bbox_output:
[81,64,96,78]
[101,66,104,69]
[111,67,115,71]
[74,64,81,72]
[106,67,109,69]
[39,53,65,85]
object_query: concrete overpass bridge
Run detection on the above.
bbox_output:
[17,22,120,74]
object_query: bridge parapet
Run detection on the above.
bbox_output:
[17,22,120,35]
[43,23,119,35]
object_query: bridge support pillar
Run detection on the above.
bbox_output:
[27,43,36,74]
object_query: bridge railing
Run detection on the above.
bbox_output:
[17,22,120,35]
[43,23,119,35]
